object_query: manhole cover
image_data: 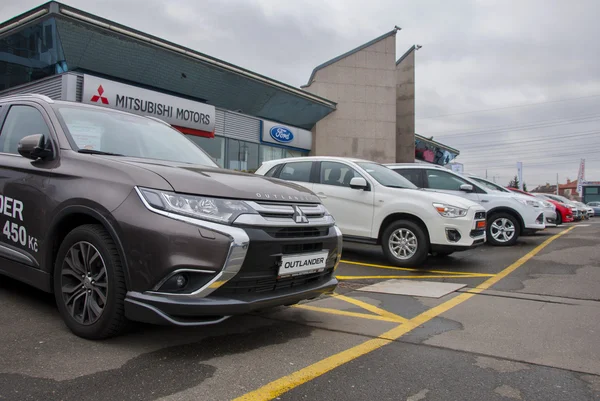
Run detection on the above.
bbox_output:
[356,279,467,298]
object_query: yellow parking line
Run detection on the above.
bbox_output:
[341,259,495,277]
[336,274,492,280]
[331,294,409,324]
[291,304,401,324]
[232,226,577,401]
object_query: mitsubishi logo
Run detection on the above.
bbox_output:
[90,85,109,105]
[292,205,309,224]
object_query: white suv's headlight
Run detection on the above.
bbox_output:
[514,198,539,207]
[137,187,255,224]
[433,203,468,218]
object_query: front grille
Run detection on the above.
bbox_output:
[475,211,486,220]
[264,226,329,239]
[215,269,334,295]
[470,229,485,238]
[282,242,323,254]
[253,202,326,219]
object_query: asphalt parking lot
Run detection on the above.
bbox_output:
[1,221,599,401]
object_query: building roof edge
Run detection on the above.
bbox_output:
[302,28,399,88]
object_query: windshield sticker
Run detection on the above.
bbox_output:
[68,122,104,150]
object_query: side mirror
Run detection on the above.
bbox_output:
[349,177,368,190]
[460,184,474,192]
[18,134,52,160]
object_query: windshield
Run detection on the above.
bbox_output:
[470,177,509,192]
[356,162,417,189]
[55,105,218,166]
[546,194,573,204]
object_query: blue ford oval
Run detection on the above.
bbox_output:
[270,126,294,143]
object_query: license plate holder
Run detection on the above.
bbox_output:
[278,251,329,278]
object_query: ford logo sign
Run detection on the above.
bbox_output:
[270,126,294,143]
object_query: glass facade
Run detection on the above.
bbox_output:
[0,18,67,91]
[186,135,226,166]
[414,136,458,166]
[186,135,307,172]
[0,17,309,169]
[583,186,600,203]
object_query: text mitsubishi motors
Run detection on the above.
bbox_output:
[83,75,216,136]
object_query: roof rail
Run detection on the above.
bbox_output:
[0,93,55,103]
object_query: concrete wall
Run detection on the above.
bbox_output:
[304,34,397,162]
[395,48,416,163]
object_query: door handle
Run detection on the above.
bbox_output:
[316,192,328,199]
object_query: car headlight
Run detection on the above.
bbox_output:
[137,187,255,224]
[542,201,554,209]
[433,203,468,218]
[514,198,539,207]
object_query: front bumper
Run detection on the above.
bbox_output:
[544,209,558,226]
[125,276,337,326]
[522,209,546,230]
[114,190,342,326]
[429,208,487,250]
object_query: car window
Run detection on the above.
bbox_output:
[357,162,417,188]
[278,161,312,183]
[264,165,280,177]
[319,161,361,187]
[0,105,51,154]
[393,168,422,187]
[426,169,471,191]
[470,177,509,192]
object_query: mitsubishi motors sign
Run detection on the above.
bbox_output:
[82,75,215,134]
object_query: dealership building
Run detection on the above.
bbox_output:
[0,2,458,170]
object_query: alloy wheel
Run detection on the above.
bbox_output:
[490,218,516,243]
[60,241,108,325]
[389,228,419,260]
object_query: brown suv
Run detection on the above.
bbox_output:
[0,94,341,339]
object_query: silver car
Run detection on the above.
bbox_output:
[575,201,594,218]
[542,194,582,221]
[587,201,600,216]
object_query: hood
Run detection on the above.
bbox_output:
[408,189,482,209]
[110,158,321,203]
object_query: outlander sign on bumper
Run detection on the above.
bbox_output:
[279,251,329,277]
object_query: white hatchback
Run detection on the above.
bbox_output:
[256,157,487,266]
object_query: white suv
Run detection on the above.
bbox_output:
[387,164,546,246]
[256,157,487,266]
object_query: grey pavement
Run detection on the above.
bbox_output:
[0,222,599,400]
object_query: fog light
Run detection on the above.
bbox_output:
[446,229,461,243]
[175,274,187,288]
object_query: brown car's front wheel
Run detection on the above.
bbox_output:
[53,224,128,340]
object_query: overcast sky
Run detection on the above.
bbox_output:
[2,0,600,188]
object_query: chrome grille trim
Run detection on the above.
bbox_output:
[233,214,335,227]
[245,201,327,218]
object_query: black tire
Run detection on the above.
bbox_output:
[53,224,128,340]
[381,220,429,267]
[487,213,520,246]
[556,212,562,226]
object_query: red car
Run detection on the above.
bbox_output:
[507,187,574,224]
